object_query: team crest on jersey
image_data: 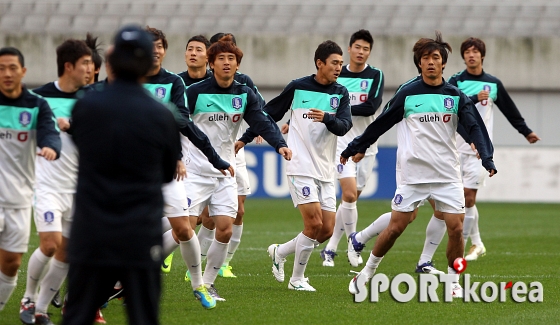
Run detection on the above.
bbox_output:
[44,211,54,223]
[232,97,243,110]
[360,80,369,90]
[394,194,403,205]
[19,111,31,127]
[302,186,311,197]
[337,164,344,173]
[155,87,166,99]
[330,97,339,110]
[443,97,454,110]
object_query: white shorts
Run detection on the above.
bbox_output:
[287,176,336,212]
[0,207,32,253]
[34,190,74,238]
[391,183,465,214]
[185,173,237,218]
[460,153,487,189]
[162,180,189,218]
[236,165,252,196]
[336,154,375,191]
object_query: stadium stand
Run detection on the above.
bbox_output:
[0,1,559,36]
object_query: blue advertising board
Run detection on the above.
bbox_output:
[243,146,397,199]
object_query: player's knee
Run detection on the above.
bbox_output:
[1,257,21,276]
[40,241,58,257]
[386,223,406,238]
[465,196,476,207]
[215,228,232,243]
[173,226,192,241]
[447,223,463,238]
[236,207,245,220]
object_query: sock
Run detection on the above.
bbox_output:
[162,229,179,257]
[24,249,52,300]
[469,205,483,246]
[355,212,391,244]
[202,239,228,285]
[418,215,447,265]
[463,207,476,247]
[277,236,297,258]
[224,224,243,265]
[198,225,215,262]
[291,233,316,281]
[180,234,203,289]
[362,253,383,279]
[340,201,358,237]
[325,207,344,252]
[0,271,17,311]
[35,259,69,314]
[161,217,172,233]
[447,266,460,283]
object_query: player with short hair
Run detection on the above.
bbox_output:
[238,40,352,292]
[194,32,266,280]
[345,32,497,299]
[19,39,92,325]
[319,29,384,267]
[185,35,291,301]
[177,35,212,88]
[0,46,60,316]
[84,33,103,84]
[417,37,540,263]
[143,26,232,309]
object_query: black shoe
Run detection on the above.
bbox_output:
[50,290,62,308]
[35,313,54,325]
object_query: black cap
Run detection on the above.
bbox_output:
[113,25,153,61]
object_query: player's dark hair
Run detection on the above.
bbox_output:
[412,31,452,72]
[56,39,92,77]
[461,37,486,63]
[0,47,24,67]
[314,40,343,69]
[187,35,211,50]
[84,33,102,82]
[207,35,243,66]
[108,49,151,81]
[210,33,236,45]
[145,26,167,50]
[349,29,374,48]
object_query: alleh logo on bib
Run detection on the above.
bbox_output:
[232,97,243,110]
[360,80,369,90]
[330,97,339,110]
[155,87,166,99]
[443,97,454,111]
[19,111,31,127]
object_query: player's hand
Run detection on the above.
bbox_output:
[175,160,187,181]
[526,132,541,144]
[470,143,480,159]
[234,141,245,155]
[477,90,489,102]
[57,118,70,132]
[219,165,235,177]
[255,136,264,144]
[38,147,56,161]
[279,147,292,161]
[352,152,365,163]
[340,156,348,165]
[281,123,289,134]
[488,169,497,177]
[308,108,325,122]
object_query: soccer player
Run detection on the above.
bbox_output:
[0,47,60,315]
[185,35,291,300]
[195,32,266,280]
[19,39,92,325]
[84,33,103,84]
[344,32,497,298]
[440,37,539,261]
[144,26,232,309]
[320,29,384,267]
[238,40,353,292]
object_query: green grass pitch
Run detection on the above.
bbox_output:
[2,200,559,325]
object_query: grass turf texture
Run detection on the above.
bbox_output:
[2,200,559,325]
